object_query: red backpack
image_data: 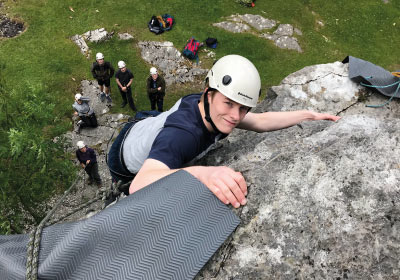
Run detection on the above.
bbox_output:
[182,37,201,61]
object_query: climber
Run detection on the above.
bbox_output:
[91,52,115,104]
[107,54,341,207]
[76,141,102,186]
[72,93,97,134]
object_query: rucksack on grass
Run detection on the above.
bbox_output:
[148,14,174,35]
[148,16,163,35]
[182,37,201,63]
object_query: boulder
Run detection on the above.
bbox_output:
[195,61,400,279]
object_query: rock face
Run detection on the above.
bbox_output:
[50,80,130,224]
[195,61,400,279]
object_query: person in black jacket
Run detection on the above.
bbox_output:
[115,60,137,111]
[91,52,115,104]
[146,67,166,112]
[76,141,102,186]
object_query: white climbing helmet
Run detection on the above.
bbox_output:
[75,93,82,101]
[118,60,126,69]
[77,141,85,149]
[150,67,158,75]
[206,54,261,108]
[96,52,104,60]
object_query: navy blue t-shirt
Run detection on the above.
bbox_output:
[148,94,219,169]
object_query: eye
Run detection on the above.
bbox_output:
[240,106,249,112]
[225,101,233,107]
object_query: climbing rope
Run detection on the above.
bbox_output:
[360,77,400,108]
[26,172,82,280]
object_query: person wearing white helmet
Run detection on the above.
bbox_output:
[72,93,97,134]
[115,60,137,111]
[146,67,166,112]
[76,141,102,186]
[107,55,340,206]
[91,52,115,104]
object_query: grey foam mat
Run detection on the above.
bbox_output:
[343,56,400,98]
[0,170,240,280]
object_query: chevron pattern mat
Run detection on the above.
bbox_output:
[0,170,240,280]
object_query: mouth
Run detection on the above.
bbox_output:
[223,118,237,127]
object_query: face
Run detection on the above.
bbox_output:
[208,91,250,134]
[97,58,104,65]
[152,73,158,80]
[79,147,86,153]
[77,99,82,104]
[121,67,127,72]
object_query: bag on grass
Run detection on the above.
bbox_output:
[162,14,175,31]
[148,16,164,35]
[205,37,218,48]
[182,37,201,61]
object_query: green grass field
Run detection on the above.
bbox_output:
[0,0,399,233]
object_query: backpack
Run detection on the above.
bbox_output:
[148,16,164,35]
[162,14,174,31]
[205,37,218,49]
[182,37,201,62]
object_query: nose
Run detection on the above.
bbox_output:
[229,106,241,122]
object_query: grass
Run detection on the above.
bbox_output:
[0,0,399,134]
[0,0,399,233]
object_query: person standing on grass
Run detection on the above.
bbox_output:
[146,67,166,112]
[76,141,102,186]
[115,60,137,111]
[91,52,115,105]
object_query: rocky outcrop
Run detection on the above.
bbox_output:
[50,80,130,223]
[138,41,208,86]
[195,61,400,279]
[214,14,302,52]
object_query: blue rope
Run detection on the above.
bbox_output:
[360,76,400,108]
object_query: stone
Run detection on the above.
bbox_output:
[213,21,251,33]
[118,32,134,40]
[214,15,302,53]
[273,24,294,36]
[274,35,302,52]
[239,14,276,30]
[70,34,90,58]
[82,28,112,43]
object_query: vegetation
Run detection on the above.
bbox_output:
[0,0,399,234]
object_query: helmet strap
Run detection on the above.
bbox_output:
[203,88,223,135]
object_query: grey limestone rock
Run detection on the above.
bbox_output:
[118,32,134,40]
[138,41,208,86]
[82,28,112,43]
[195,61,400,279]
[70,34,90,58]
[214,14,302,53]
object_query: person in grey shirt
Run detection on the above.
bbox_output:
[72,93,97,134]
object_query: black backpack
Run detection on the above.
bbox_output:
[148,16,164,35]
